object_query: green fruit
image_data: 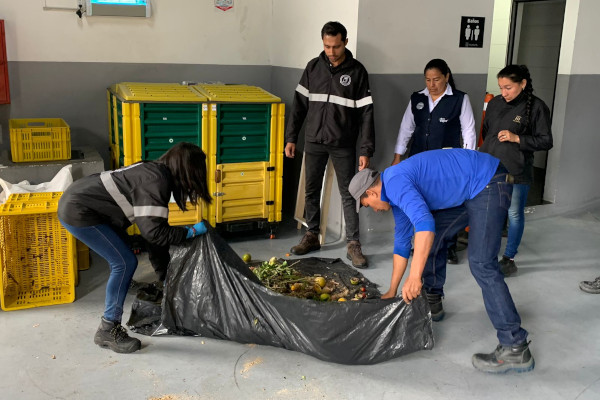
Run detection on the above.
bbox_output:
[319,293,330,301]
[350,277,360,285]
[269,256,278,265]
[242,253,252,263]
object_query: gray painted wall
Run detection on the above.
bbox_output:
[2,62,273,167]
[553,74,600,208]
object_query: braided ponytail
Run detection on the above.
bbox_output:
[498,64,535,127]
[520,65,533,128]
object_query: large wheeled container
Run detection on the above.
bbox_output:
[106,82,284,235]
[107,83,208,231]
[193,84,284,234]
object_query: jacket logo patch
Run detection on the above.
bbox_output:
[439,117,448,123]
[340,75,351,86]
[513,115,522,123]
[416,102,424,110]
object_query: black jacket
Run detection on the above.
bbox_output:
[285,49,375,157]
[58,162,187,246]
[480,92,553,184]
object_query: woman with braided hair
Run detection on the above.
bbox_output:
[479,65,553,276]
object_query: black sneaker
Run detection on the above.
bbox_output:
[425,291,445,321]
[447,246,458,264]
[472,341,535,373]
[579,276,600,294]
[499,255,518,277]
[94,317,141,353]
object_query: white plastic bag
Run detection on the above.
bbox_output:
[0,164,73,204]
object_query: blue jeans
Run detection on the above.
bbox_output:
[504,183,531,259]
[59,220,137,322]
[422,168,528,345]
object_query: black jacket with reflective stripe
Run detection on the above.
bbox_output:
[58,162,187,246]
[285,49,375,157]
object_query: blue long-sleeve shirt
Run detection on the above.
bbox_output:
[380,149,500,258]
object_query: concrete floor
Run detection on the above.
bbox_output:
[1,207,599,400]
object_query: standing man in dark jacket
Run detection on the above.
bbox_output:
[285,21,375,268]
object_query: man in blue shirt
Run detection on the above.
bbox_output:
[349,149,533,374]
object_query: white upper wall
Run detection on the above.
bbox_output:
[0,0,271,65]
[355,0,495,74]
[569,0,600,75]
[558,0,580,75]
[271,0,359,69]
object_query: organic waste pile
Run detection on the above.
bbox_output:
[247,256,380,301]
[128,228,433,365]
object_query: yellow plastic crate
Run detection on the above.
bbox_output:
[9,118,71,162]
[76,240,90,271]
[0,192,76,311]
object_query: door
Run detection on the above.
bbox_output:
[508,0,566,205]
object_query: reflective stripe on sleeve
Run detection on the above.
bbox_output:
[295,84,309,97]
[100,171,135,223]
[355,95,373,108]
[134,205,169,219]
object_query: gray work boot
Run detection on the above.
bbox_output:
[347,240,368,269]
[290,231,321,255]
[579,276,600,294]
[472,341,535,373]
[94,317,141,354]
[425,291,445,321]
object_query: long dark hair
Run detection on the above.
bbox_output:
[498,64,533,126]
[424,58,456,91]
[158,142,212,211]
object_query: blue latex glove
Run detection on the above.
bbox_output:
[186,221,207,239]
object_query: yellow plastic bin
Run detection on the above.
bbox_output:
[0,192,77,311]
[9,118,71,162]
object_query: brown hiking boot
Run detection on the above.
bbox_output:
[290,231,321,255]
[347,240,368,269]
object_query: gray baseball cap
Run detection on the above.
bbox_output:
[348,168,380,213]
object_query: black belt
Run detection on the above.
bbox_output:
[495,162,514,184]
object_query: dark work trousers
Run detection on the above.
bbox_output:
[303,141,359,242]
[145,240,171,282]
[422,165,527,345]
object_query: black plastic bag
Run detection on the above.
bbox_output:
[157,227,434,365]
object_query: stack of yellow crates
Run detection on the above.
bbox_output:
[0,192,77,311]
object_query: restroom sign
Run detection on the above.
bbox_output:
[459,16,485,48]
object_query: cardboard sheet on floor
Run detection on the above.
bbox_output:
[128,227,434,364]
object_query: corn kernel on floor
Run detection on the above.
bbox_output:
[1,208,599,400]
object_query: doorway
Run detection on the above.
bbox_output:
[487,0,566,205]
